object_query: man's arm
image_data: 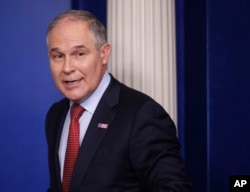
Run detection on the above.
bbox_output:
[130,100,192,192]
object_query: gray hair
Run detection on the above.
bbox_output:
[47,10,107,49]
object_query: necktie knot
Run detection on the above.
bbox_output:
[70,103,84,120]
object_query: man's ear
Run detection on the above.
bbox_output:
[100,43,112,65]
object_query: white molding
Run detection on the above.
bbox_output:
[107,0,177,125]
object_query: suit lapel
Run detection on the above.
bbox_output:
[70,77,120,191]
[54,99,70,191]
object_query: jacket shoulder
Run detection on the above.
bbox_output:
[47,98,69,117]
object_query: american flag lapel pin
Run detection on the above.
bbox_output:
[98,123,108,129]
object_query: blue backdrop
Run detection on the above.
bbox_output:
[176,0,250,191]
[1,0,250,192]
[0,1,70,191]
[71,0,107,27]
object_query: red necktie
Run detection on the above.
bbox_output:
[62,103,84,192]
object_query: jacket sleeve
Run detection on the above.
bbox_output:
[130,100,192,192]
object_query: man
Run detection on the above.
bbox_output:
[45,10,191,192]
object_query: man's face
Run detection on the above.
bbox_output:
[47,19,111,102]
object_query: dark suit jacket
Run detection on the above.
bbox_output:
[45,75,192,192]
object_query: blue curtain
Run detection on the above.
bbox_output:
[176,0,250,192]
[71,0,107,27]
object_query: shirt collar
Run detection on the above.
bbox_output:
[70,71,111,114]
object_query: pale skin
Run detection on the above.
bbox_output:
[47,18,111,102]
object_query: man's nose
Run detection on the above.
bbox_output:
[63,57,75,73]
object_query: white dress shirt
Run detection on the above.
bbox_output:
[58,71,111,180]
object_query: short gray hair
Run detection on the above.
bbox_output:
[47,10,107,49]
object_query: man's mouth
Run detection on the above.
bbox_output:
[64,78,83,84]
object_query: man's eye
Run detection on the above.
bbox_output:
[77,52,85,57]
[50,53,64,62]
[51,54,64,61]
[55,54,63,58]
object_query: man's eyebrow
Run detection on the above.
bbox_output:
[49,45,86,53]
[50,47,60,52]
[73,45,86,49]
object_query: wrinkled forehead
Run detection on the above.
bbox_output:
[47,19,97,52]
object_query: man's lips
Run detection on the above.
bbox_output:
[64,78,83,85]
